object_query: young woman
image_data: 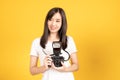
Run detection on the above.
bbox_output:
[30,7,79,80]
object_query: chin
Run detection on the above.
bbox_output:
[50,30,59,33]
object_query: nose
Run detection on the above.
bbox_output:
[52,21,56,26]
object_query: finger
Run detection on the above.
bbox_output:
[47,60,52,63]
[51,62,57,69]
[45,54,51,58]
[61,61,64,65]
[44,56,49,60]
[47,58,52,61]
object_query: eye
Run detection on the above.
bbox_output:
[48,18,53,21]
[56,20,60,22]
[56,19,61,22]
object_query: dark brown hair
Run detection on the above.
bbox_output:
[40,7,67,50]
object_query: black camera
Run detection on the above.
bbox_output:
[50,41,64,67]
[42,41,70,67]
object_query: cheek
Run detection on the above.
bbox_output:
[58,22,62,27]
[47,21,51,26]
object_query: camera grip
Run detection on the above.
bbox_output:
[48,65,51,68]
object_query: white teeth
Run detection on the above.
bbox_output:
[51,26,56,30]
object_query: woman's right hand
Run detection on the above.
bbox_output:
[43,55,52,70]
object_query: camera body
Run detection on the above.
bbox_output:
[51,41,64,67]
[51,55,64,67]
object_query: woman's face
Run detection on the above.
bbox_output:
[47,12,62,34]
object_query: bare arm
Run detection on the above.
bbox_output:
[64,52,79,72]
[30,55,51,75]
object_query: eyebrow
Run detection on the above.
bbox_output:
[56,19,61,20]
[50,17,61,20]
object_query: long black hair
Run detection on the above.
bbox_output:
[40,7,67,50]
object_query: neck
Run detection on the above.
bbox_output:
[48,33,59,42]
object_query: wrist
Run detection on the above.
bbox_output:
[42,65,48,72]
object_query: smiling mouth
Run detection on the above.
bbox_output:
[50,26,57,30]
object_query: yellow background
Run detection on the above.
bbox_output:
[0,0,120,80]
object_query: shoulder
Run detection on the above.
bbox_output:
[33,37,41,42]
[66,36,77,53]
[67,36,76,45]
[67,36,74,41]
[31,37,41,45]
